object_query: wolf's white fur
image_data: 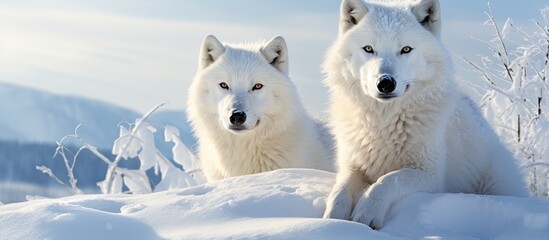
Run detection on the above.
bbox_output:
[323,0,528,229]
[187,35,334,182]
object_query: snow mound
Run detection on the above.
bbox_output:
[385,193,549,239]
[1,169,547,239]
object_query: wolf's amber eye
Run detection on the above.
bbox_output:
[252,83,263,91]
[363,45,374,54]
[401,46,413,54]
[219,82,229,90]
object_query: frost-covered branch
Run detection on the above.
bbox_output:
[469,5,549,198]
[520,162,549,172]
[57,124,113,166]
[103,103,166,194]
[38,102,205,197]
[36,165,80,195]
[485,3,514,83]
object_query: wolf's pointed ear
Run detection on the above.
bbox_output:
[412,0,441,38]
[199,35,225,69]
[340,0,369,35]
[261,36,289,74]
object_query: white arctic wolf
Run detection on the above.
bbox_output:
[187,35,334,182]
[323,0,529,229]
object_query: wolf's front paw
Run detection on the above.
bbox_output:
[323,202,352,220]
[351,195,390,230]
[323,188,353,220]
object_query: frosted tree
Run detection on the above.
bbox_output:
[38,103,205,195]
[466,5,549,198]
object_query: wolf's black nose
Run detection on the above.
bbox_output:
[377,75,396,94]
[230,110,247,126]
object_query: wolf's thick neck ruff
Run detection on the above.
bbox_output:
[209,110,310,173]
[332,71,455,182]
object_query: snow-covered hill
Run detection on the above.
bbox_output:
[1,169,547,239]
[0,81,139,148]
[0,81,194,149]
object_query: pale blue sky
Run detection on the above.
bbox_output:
[0,0,547,114]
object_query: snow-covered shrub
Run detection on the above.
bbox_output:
[466,5,549,198]
[37,103,205,195]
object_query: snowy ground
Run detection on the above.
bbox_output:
[1,169,548,239]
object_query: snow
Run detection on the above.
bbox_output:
[1,169,547,239]
[0,181,70,204]
[384,194,549,239]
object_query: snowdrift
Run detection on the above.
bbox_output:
[1,169,547,239]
